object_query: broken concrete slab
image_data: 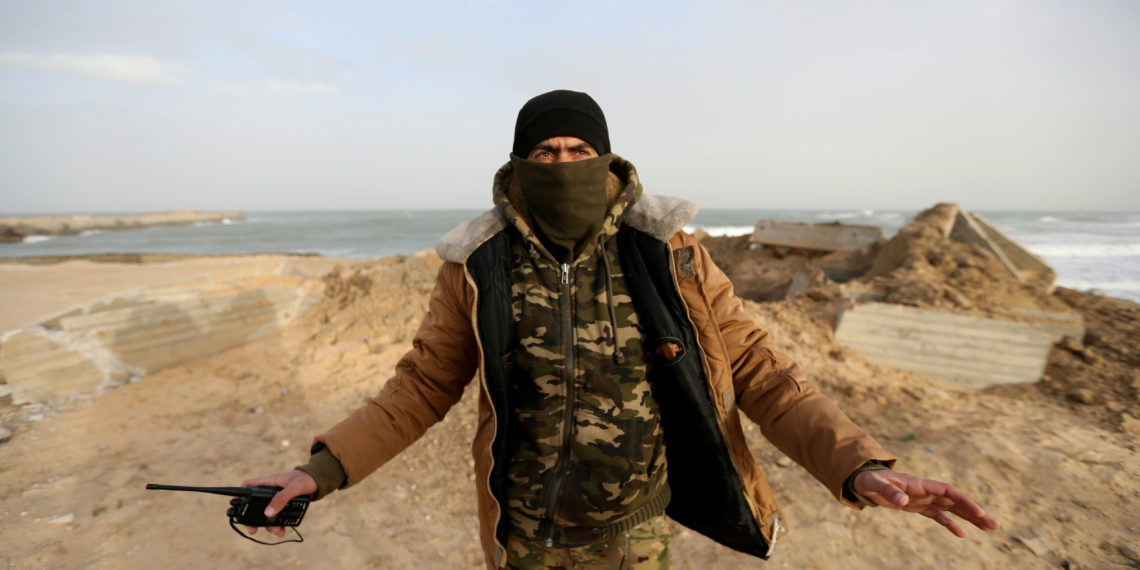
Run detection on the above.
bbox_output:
[1011,308,1086,342]
[947,210,1056,289]
[0,261,324,405]
[750,220,883,252]
[835,302,1081,388]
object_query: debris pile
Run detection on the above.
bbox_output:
[699,203,1137,424]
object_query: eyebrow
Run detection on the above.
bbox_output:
[532,142,596,153]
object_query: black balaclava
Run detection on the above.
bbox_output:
[510,90,613,259]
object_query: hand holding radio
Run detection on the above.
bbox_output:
[146,478,314,545]
[241,470,318,537]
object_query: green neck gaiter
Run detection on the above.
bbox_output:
[511,153,614,259]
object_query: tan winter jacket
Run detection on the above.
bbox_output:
[308,159,895,568]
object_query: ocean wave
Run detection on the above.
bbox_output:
[1056,278,1140,300]
[21,235,54,244]
[1028,242,1140,258]
[816,211,860,220]
[1037,216,1060,223]
[79,229,104,237]
[684,225,755,237]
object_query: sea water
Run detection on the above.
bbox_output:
[3,209,1138,303]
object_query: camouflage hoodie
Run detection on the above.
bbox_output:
[493,155,670,547]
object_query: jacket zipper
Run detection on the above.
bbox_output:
[464,267,507,566]
[538,261,576,546]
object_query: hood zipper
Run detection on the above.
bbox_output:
[539,261,577,547]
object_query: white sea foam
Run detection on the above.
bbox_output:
[21,235,53,244]
[1057,278,1140,289]
[1028,242,1140,258]
[1037,216,1060,223]
[78,229,104,237]
[1056,278,1140,302]
[684,225,754,237]
[816,211,860,219]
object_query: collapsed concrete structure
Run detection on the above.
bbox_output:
[833,205,1080,388]
[0,262,322,404]
[738,205,1084,390]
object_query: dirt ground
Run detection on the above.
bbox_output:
[1,209,1138,569]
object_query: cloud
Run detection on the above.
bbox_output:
[266,80,339,95]
[210,81,258,99]
[211,79,340,98]
[0,51,183,85]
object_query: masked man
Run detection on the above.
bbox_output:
[246,90,998,569]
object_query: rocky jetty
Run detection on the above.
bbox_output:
[0,210,245,243]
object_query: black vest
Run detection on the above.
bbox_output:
[467,225,772,559]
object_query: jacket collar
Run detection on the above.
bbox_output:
[436,156,698,264]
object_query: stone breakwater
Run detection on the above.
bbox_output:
[0,210,245,243]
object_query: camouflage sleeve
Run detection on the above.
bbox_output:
[311,261,479,488]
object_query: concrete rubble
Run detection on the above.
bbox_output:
[740,204,1083,390]
[0,261,323,404]
[829,204,1081,388]
[749,219,883,252]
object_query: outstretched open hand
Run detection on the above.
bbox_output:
[854,470,999,537]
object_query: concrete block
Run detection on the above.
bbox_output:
[835,302,1066,388]
[0,264,324,404]
[750,220,883,252]
[0,328,126,405]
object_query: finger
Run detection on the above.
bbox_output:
[950,506,1000,531]
[245,526,257,535]
[856,473,909,507]
[939,487,1000,531]
[268,526,285,538]
[922,507,966,538]
[932,496,956,509]
[266,482,302,518]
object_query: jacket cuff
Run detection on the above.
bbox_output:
[842,460,892,508]
[294,447,347,501]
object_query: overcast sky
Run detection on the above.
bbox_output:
[1,1,1138,213]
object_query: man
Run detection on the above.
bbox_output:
[246,90,998,568]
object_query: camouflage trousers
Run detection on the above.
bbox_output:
[506,515,671,569]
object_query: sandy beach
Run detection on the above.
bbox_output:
[0,210,1138,569]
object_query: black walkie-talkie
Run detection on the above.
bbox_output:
[146,483,310,545]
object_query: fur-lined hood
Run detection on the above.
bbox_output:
[436,155,698,263]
